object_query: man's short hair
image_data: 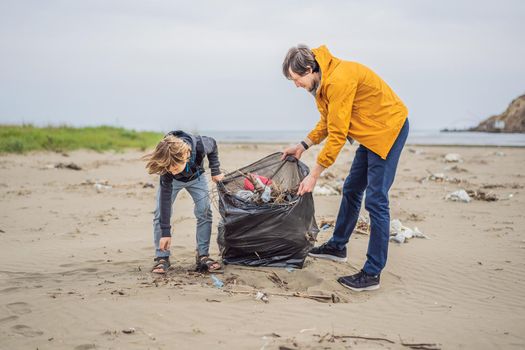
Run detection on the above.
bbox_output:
[282,44,319,79]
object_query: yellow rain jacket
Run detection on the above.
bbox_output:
[307,46,408,167]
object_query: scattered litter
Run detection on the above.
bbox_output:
[428,172,445,181]
[419,170,461,184]
[55,162,82,170]
[408,148,424,155]
[122,328,135,334]
[494,151,505,157]
[285,267,295,273]
[445,189,471,203]
[211,275,224,288]
[390,219,427,244]
[299,328,317,333]
[355,216,370,235]
[317,216,369,234]
[320,223,332,231]
[228,289,342,303]
[400,340,441,350]
[466,189,498,202]
[313,185,339,196]
[314,171,344,195]
[266,271,288,289]
[255,291,269,303]
[320,171,337,180]
[318,217,335,227]
[95,182,112,193]
[481,183,524,189]
[444,153,462,163]
[262,332,281,338]
[445,165,468,173]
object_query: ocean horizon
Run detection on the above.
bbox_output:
[200,129,525,147]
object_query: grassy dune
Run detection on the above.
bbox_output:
[0,125,163,154]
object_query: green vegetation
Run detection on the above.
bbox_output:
[0,124,163,154]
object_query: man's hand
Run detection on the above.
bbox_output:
[297,174,318,195]
[281,144,305,160]
[297,163,325,195]
[159,237,171,251]
[212,173,225,183]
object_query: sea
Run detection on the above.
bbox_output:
[200,130,525,147]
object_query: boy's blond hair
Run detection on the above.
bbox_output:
[143,135,191,175]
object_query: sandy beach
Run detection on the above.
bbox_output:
[0,142,524,349]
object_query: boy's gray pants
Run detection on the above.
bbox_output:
[153,177,212,259]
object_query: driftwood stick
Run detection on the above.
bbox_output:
[225,289,334,301]
[230,266,275,273]
[401,342,441,350]
[333,335,395,344]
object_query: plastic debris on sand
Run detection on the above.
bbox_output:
[444,153,462,163]
[390,219,427,244]
[445,189,471,203]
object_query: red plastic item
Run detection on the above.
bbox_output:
[244,174,272,191]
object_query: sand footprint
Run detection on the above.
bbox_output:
[10,324,43,337]
[0,315,19,324]
[6,302,32,315]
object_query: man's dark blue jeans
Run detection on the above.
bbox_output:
[328,119,409,276]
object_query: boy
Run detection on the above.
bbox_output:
[143,130,224,273]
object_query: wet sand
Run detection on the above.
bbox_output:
[0,143,524,349]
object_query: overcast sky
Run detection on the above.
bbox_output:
[1,0,524,132]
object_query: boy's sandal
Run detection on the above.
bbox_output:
[151,258,170,274]
[196,255,223,274]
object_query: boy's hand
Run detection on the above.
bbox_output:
[212,173,225,183]
[159,237,171,251]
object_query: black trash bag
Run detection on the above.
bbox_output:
[217,152,318,268]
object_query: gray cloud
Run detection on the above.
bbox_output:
[1,0,524,132]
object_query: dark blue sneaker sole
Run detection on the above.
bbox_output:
[337,277,380,291]
[308,252,347,262]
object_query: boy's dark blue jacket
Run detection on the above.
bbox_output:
[159,130,221,237]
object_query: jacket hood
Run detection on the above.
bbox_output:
[311,45,341,82]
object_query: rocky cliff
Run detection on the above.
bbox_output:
[470,94,525,133]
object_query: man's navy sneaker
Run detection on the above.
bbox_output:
[308,242,347,262]
[337,270,380,291]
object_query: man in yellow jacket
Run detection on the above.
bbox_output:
[282,44,409,291]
